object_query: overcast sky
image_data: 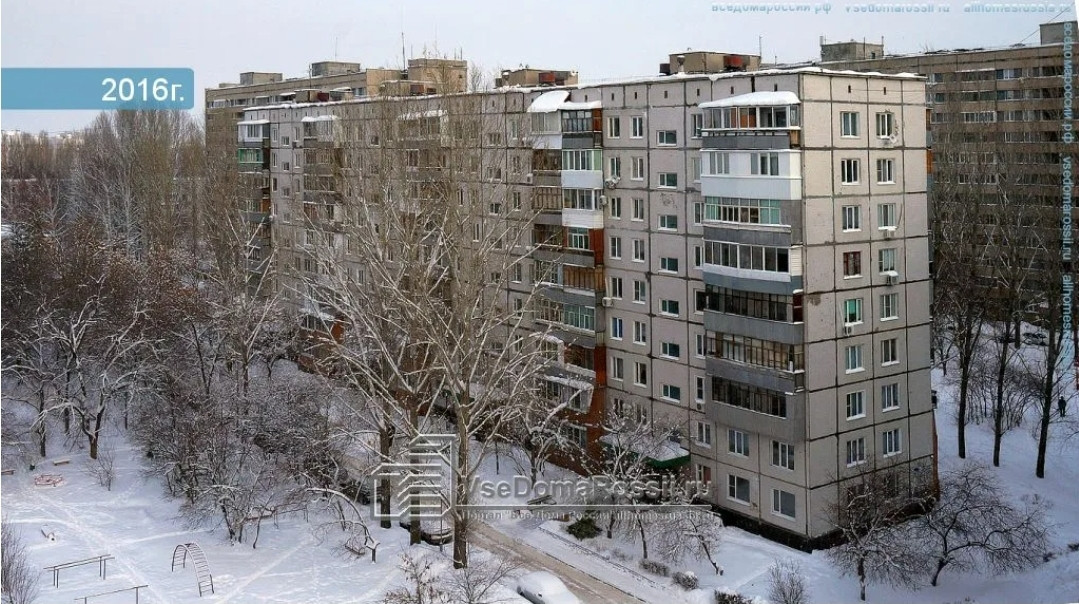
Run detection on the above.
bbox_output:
[1,0,1072,133]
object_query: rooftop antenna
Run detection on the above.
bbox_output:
[334,35,339,60]
[759,35,763,59]
[401,31,407,68]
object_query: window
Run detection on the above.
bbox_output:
[660,299,680,315]
[567,228,590,250]
[609,156,622,179]
[878,248,897,272]
[659,257,679,273]
[702,241,790,273]
[659,214,678,230]
[750,152,780,176]
[512,264,523,282]
[657,130,677,145]
[659,173,678,188]
[843,298,863,324]
[694,245,703,268]
[632,239,645,262]
[563,304,595,331]
[846,437,867,466]
[880,293,898,320]
[661,342,681,358]
[695,463,711,484]
[728,430,750,457]
[612,356,624,380]
[609,236,622,259]
[609,276,623,299]
[881,338,898,365]
[843,252,862,278]
[633,280,646,302]
[876,112,895,137]
[696,334,706,357]
[841,111,859,137]
[609,196,622,218]
[693,202,704,225]
[567,425,587,448]
[695,421,712,446]
[633,321,647,344]
[728,475,750,503]
[772,441,794,471]
[662,384,682,401]
[705,151,731,175]
[695,376,705,401]
[631,116,645,138]
[846,391,866,419]
[634,361,648,385]
[611,317,624,339]
[607,116,621,138]
[692,113,704,138]
[881,383,900,411]
[876,158,895,184]
[842,205,861,231]
[883,428,902,456]
[513,191,522,210]
[878,203,897,228]
[772,489,796,519]
[704,197,782,225]
[631,157,645,180]
[632,198,645,220]
[845,345,864,372]
[841,159,860,184]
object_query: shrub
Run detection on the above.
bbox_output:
[566,516,600,540]
[767,559,808,604]
[714,591,753,604]
[639,558,670,577]
[673,570,699,590]
[610,549,631,562]
[1068,542,1079,553]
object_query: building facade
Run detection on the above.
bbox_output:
[233,65,934,546]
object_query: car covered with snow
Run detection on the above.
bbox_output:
[516,570,581,604]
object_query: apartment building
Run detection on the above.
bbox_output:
[234,63,934,547]
[815,21,1077,317]
[214,57,468,287]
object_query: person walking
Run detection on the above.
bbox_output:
[1059,396,1067,418]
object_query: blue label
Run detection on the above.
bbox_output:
[2,68,195,110]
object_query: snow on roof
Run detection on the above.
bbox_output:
[397,109,446,120]
[561,100,601,111]
[301,115,338,122]
[599,434,688,461]
[237,119,269,125]
[699,90,801,109]
[527,90,570,113]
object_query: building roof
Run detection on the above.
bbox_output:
[699,90,801,109]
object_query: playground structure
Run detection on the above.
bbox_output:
[44,554,114,588]
[34,473,64,487]
[74,584,148,604]
[171,542,214,597]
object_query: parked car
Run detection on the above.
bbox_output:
[516,571,581,604]
[1023,332,1048,346]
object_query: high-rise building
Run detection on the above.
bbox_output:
[231,61,934,547]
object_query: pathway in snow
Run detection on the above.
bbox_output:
[472,521,652,604]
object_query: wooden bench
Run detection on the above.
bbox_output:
[51,458,71,466]
[526,494,554,506]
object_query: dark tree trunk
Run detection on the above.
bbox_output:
[453,426,470,569]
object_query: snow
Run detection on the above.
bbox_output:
[300,115,337,122]
[396,109,445,120]
[698,90,800,109]
[527,90,571,113]
[236,119,269,126]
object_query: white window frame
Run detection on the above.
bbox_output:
[659,172,678,188]
[846,391,866,420]
[632,198,645,220]
[661,341,681,359]
[878,203,897,228]
[657,130,677,146]
[728,429,750,457]
[662,384,682,402]
[880,293,899,320]
[879,248,897,273]
[846,437,867,466]
[727,474,751,504]
[610,317,624,340]
[882,428,902,457]
[842,205,861,231]
[609,236,622,259]
[660,299,680,316]
[631,116,645,138]
[633,320,647,345]
[695,421,712,446]
[881,383,900,411]
[843,298,864,325]
[841,111,859,137]
[659,257,679,273]
[633,280,646,303]
[881,338,899,366]
[841,159,860,185]
[771,441,795,471]
[632,239,645,262]
[876,111,895,137]
[634,361,648,386]
[658,214,678,230]
[876,158,895,184]
[845,345,864,373]
[772,489,796,519]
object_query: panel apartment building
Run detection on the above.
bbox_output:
[232,61,934,545]
[815,21,1077,320]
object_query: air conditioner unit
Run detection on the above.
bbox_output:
[599,195,608,208]
[601,296,614,308]
[886,274,899,286]
[525,173,534,184]
[882,135,898,146]
[883,227,896,238]
[695,402,704,412]
[843,325,853,336]
[604,176,620,189]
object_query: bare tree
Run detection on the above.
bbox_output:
[911,462,1049,586]
[966,342,1038,466]
[767,559,809,604]
[442,555,520,604]
[1,520,39,604]
[826,462,928,601]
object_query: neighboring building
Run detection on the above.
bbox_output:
[495,68,578,88]
[815,21,1077,317]
[235,61,934,547]
[210,57,468,288]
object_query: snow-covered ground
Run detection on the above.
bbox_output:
[3,332,1077,603]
